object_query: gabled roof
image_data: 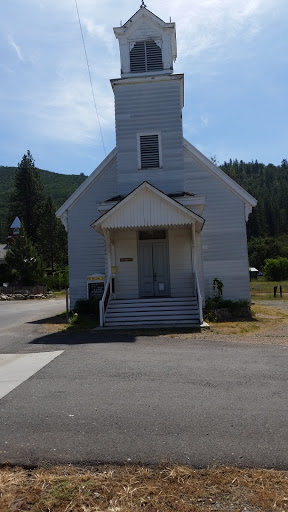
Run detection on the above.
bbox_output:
[115,7,175,35]
[56,148,117,219]
[92,181,204,233]
[183,138,257,210]
[57,138,257,223]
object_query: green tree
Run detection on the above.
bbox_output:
[39,196,68,271]
[5,228,44,285]
[9,151,45,243]
[248,235,288,270]
[264,257,288,281]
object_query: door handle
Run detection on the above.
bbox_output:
[154,272,157,282]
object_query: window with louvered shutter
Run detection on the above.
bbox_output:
[140,134,160,169]
[130,40,163,73]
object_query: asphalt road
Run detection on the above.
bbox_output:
[0,299,287,469]
[0,298,66,332]
[0,298,66,353]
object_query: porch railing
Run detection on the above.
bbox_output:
[99,274,112,327]
[194,271,203,324]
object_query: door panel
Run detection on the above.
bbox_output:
[152,242,168,296]
[139,243,154,296]
[139,241,169,297]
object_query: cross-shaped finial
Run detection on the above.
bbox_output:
[140,0,147,8]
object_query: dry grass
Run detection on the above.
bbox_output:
[208,304,288,336]
[35,304,288,339]
[36,313,69,334]
[0,464,288,512]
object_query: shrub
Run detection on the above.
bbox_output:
[43,269,69,291]
[264,257,288,281]
[73,298,99,316]
[204,297,251,322]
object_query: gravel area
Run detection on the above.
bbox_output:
[254,299,288,311]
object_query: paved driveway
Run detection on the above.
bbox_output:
[0,320,287,468]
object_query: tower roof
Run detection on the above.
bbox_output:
[10,217,21,229]
[114,6,177,62]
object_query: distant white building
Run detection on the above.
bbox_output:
[0,217,21,265]
[8,216,21,242]
[57,6,257,327]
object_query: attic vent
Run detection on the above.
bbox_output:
[140,134,160,169]
[130,40,163,73]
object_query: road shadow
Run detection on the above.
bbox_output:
[28,320,202,347]
[28,329,138,346]
[27,311,202,347]
[28,313,68,326]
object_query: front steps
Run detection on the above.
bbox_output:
[104,297,201,328]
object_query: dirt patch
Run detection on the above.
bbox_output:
[0,464,287,512]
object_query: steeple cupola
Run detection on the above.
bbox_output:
[114,7,177,77]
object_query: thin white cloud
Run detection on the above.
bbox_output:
[200,115,209,128]
[168,0,275,59]
[37,77,114,144]
[9,37,24,61]
[81,18,114,50]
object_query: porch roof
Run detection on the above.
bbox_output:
[92,182,204,234]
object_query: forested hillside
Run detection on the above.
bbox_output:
[0,166,87,242]
[220,159,288,269]
[220,159,288,239]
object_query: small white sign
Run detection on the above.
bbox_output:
[159,283,164,291]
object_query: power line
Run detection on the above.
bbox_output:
[74,0,106,156]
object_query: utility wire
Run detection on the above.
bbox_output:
[74,0,106,156]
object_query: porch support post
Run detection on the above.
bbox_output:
[191,222,196,276]
[103,229,112,278]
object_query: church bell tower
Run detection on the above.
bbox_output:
[112,4,185,196]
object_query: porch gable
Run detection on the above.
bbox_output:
[92,181,204,233]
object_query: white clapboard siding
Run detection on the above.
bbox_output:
[114,78,184,196]
[114,231,139,299]
[68,159,118,308]
[184,147,251,301]
[169,228,194,297]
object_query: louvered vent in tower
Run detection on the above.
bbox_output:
[130,40,163,73]
[140,134,160,168]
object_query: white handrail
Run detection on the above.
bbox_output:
[195,271,203,324]
[99,274,112,327]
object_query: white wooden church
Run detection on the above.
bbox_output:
[57,4,257,328]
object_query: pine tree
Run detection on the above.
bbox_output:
[5,228,44,285]
[9,151,45,244]
[39,196,68,272]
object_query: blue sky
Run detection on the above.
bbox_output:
[1,0,287,175]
